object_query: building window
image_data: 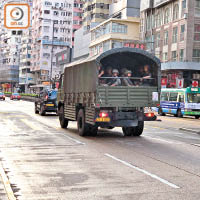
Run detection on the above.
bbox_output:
[43,26,49,32]
[112,40,122,48]
[44,10,50,14]
[180,24,185,41]
[147,15,151,30]
[172,51,177,61]
[155,12,161,27]
[164,30,168,45]
[195,0,200,8]
[172,27,178,43]
[173,4,179,20]
[103,41,110,52]
[112,23,127,34]
[54,11,59,16]
[179,49,184,61]
[163,52,168,62]
[155,32,160,48]
[193,49,200,62]
[164,8,170,24]
[194,24,200,41]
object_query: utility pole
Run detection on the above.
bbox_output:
[50,20,56,89]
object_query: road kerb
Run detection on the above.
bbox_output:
[179,128,200,135]
[0,163,16,200]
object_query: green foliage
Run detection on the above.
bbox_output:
[4,92,37,97]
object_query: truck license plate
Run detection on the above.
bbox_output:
[96,117,110,122]
[46,104,54,106]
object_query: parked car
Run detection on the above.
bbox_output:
[10,93,21,100]
[35,89,58,116]
[0,92,5,100]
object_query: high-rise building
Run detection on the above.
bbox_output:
[31,0,73,85]
[82,0,112,32]
[140,0,200,88]
[72,0,83,46]
[0,0,30,92]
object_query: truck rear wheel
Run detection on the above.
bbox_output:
[133,121,144,136]
[122,121,144,137]
[59,106,68,128]
[122,127,132,136]
[88,125,98,136]
[77,109,89,136]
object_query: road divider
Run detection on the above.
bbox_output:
[105,153,180,189]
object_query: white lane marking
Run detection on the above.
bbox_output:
[143,135,183,145]
[60,133,85,145]
[105,153,180,189]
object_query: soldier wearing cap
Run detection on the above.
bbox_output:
[108,69,121,86]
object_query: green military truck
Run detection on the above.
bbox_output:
[57,48,161,136]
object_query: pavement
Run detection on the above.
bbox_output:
[0,158,8,200]
[0,98,200,200]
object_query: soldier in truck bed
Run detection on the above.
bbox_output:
[107,69,121,86]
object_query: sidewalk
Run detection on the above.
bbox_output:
[150,115,200,135]
[0,176,8,200]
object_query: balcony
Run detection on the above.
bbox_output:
[41,40,70,46]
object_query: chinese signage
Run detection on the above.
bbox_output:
[4,3,30,29]
[161,78,167,88]
[124,43,146,50]
[176,78,184,89]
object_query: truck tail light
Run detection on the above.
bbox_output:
[45,95,48,100]
[145,113,155,118]
[99,111,109,118]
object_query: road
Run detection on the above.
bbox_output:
[0,98,200,200]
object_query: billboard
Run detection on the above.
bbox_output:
[140,0,152,12]
[154,0,172,8]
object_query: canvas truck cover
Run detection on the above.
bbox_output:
[64,48,161,94]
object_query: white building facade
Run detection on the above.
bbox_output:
[32,0,73,85]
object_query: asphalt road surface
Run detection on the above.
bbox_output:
[0,98,200,200]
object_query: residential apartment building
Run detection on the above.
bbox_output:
[72,0,83,46]
[74,0,141,60]
[83,0,112,32]
[140,0,200,88]
[89,0,141,57]
[31,0,73,85]
[0,0,33,92]
[19,28,35,93]
[109,0,140,19]
[0,0,27,92]
[89,18,141,56]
